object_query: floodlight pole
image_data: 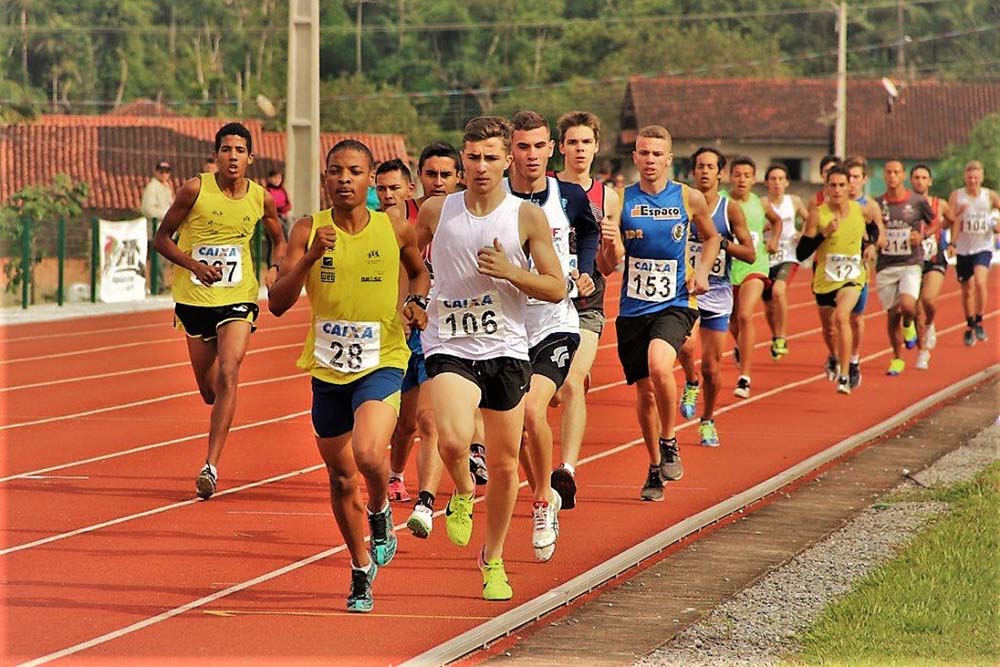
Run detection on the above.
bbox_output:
[835,1,847,158]
[286,0,321,218]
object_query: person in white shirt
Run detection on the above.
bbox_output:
[141,160,175,293]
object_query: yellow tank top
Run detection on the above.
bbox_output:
[297,209,410,384]
[172,173,264,306]
[813,200,867,294]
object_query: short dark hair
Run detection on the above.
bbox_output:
[819,154,841,172]
[214,122,253,153]
[375,158,412,182]
[556,111,601,144]
[267,169,281,178]
[844,155,868,176]
[825,164,849,182]
[691,146,726,171]
[910,163,933,178]
[326,139,374,168]
[511,110,549,134]
[765,162,789,180]
[463,116,513,152]
[730,155,756,173]
[418,141,462,174]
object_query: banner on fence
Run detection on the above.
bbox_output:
[99,218,148,303]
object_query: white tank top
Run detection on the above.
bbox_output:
[768,194,799,266]
[504,177,579,347]
[954,188,995,256]
[421,191,530,361]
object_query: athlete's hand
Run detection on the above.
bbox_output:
[909,230,923,247]
[190,260,222,286]
[946,244,956,258]
[264,265,279,289]
[687,270,710,296]
[402,302,428,332]
[477,238,515,281]
[305,225,336,263]
[600,216,619,244]
[823,217,840,239]
[766,238,779,254]
[572,269,596,297]
[863,244,877,264]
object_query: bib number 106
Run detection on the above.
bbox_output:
[443,310,498,337]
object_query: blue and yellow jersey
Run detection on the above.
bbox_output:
[619,181,697,317]
[297,209,410,384]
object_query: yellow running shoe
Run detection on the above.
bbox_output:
[445,492,474,547]
[480,553,513,601]
[886,358,905,376]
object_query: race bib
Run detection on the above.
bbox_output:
[769,239,794,267]
[438,291,505,339]
[921,235,938,259]
[626,256,678,302]
[566,254,579,299]
[825,253,862,282]
[962,215,990,234]
[687,240,726,278]
[883,228,911,256]
[314,320,381,373]
[190,245,242,287]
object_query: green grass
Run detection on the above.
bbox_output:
[782,462,1000,667]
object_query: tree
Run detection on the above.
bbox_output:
[933,112,1000,196]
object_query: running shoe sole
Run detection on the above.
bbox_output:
[550,467,577,510]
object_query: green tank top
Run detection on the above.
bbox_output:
[730,193,770,286]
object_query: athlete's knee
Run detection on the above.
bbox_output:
[772,281,787,299]
[214,360,241,392]
[351,444,385,479]
[415,407,437,440]
[328,467,359,498]
[197,383,216,405]
[636,384,657,411]
[523,400,550,438]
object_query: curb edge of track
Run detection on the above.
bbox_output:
[401,362,1000,667]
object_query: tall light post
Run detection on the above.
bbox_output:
[286,0,321,218]
[835,1,847,158]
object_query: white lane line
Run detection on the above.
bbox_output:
[20,475,90,480]
[18,313,995,665]
[0,341,303,393]
[0,410,309,484]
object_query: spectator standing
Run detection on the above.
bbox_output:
[265,170,294,238]
[141,160,175,293]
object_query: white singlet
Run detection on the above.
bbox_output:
[954,188,996,256]
[504,177,580,347]
[768,194,799,266]
[421,191,530,361]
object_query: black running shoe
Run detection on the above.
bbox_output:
[640,466,664,502]
[550,466,577,510]
[346,563,377,613]
[825,355,839,381]
[848,361,862,389]
[658,439,684,481]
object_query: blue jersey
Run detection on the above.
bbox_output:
[689,195,733,315]
[619,181,697,317]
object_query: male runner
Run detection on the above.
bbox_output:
[550,111,623,511]
[727,156,782,399]
[875,159,937,375]
[416,116,566,601]
[268,140,430,613]
[614,125,717,501]
[678,147,755,447]
[761,162,808,358]
[153,122,285,499]
[505,110,598,560]
[909,164,958,368]
[797,165,865,394]
[948,160,1000,346]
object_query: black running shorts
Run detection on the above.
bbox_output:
[615,307,698,385]
[528,332,580,390]
[425,354,532,411]
[174,302,259,340]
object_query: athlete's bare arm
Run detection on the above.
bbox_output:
[476,202,566,303]
[415,195,445,252]
[763,205,783,254]
[261,190,287,288]
[725,200,756,264]
[596,185,624,275]
[686,187,719,296]
[792,195,810,229]
[392,219,430,331]
[862,199,886,249]
[153,178,220,284]
[267,216,331,316]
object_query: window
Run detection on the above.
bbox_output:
[771,158,804,181]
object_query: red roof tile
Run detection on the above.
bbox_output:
[107,99,179,117]
[622,77,1000,159]
[1,116,408,214]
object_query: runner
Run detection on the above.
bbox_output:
[727,156,782,399]
[796,165,865,394]
[416,116,566,600]
[550,110,623,511]
[268,139,430,613]
[948,160,1000,346]
[678,147,756,447]
[152,122,286,499]
[761,162,808,359]
[615,125,717,501]
[909,164,958,369]
[874,159,937,376]
[840,156,885,388]
[505,110,598,560]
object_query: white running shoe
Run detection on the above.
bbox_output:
[406,503,433,539]
[926,323,937,350]
[915,349,930,370]
[533,490,561,562]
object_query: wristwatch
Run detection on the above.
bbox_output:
[405,294,428,310]
[719,238,730,251]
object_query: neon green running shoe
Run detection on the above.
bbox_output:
[445,492,474,547]
[886,358,905,376]
[480,552,513,601]
[679,382,699,419]
[699,420,720,447]
[903,321,918,349]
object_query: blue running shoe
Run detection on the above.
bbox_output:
[368,503,397,566]
[680,382,700,419]
[346,563,377,613]
[699,420,720,447]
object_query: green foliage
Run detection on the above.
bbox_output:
[0,175,89,294]
[933,113,1000,196]
[786,462,1000,666]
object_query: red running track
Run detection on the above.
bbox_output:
[1,270,997,665]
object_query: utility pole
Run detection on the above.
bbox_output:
[896,0,906,77]
[355,0,365,75]
[835,1,847,158]
[287,0,321,217]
